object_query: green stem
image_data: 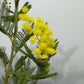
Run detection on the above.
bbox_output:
[4,42,15,84]
[4,0,19,84]
[4,70,8,84]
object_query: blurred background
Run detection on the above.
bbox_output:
[0,0,84,84]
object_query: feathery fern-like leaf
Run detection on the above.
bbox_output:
[0,47,9,67]
[14,56,27,72]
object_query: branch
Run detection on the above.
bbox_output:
[0,25,13,43]
[19,49,49,67]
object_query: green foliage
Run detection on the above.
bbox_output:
[14,68,35,77]
[19,48,50,67]
[13,70,57,83]
[16,33,33,51]
[1,15,15,22]
[14,56,27,72]
[0,25,7,35]
[0,48,9,67]
[29,72,58,80]
[13,56,36,84]
[54,39,59,50]
[0,2,15,37]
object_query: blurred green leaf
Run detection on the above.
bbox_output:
[0,47,9,67]
[14,56,27,72]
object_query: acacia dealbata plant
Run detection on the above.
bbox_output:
[0,0,59,84]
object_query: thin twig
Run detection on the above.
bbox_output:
[0,25,13,43]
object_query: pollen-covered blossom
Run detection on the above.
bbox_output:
[34,47,42,55]
[37,17,43,23]
[49,37,55,43]
[22,23,30,30]
[30,36,36,44]
[41,54,48,59]
[18,13,29,21]
[22,6,29,13]
[44,29,53,36]
[22,23,32,34]
[33,29,42,36]
[28,16,35,23]
[39,42,48,50]
[40,34,48,41]
[46,48,57,55]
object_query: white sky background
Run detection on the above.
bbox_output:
[0,0,84,84]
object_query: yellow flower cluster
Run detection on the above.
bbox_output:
[18,6,34,34]
[34,47,42,55]
[22,6,29,13]
[22,22,32,34]
[32,17,57,60]
[30,36,36,44]
[18,6,57,71]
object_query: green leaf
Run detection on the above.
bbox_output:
[20,78,28,84]
[54,41,59,50]
[16,33,33,51]
[24,44,31,54]
[14,56,27,72]
[29,72,58,80]
[27,5,32,9]
[24,58,31,71]
[0,47,9,67]
[0,26,6,35]
[13,67,35,84]
[2,15,16,22]
[14,68,35,77]
[14,76,23,84]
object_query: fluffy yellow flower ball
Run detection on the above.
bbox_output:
[22,6,29,13]
[49,43,55,48]
[18,14,29,21]
[37,17,43,23]
[49,37,55,43]
[28,16,35,23]
[41,54,48,59]
[34,22,42,29]
[42,24,48,31]
[40,34,48,41]
[26,27,32,34]
[39,42,47,50]
[22,23,30,30]
[46,48,57,55]
[48,37,55,48]
[34,47,42,55]
[45,29,53,36]
[33,29,42,36]
[30,36,36,44]
[22,23,32,34]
